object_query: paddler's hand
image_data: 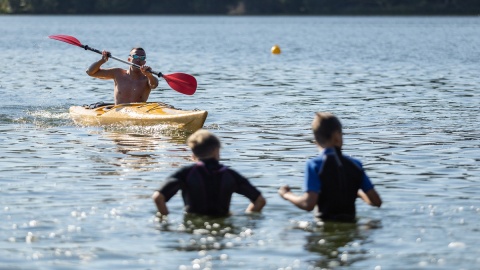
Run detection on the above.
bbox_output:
[140,65,152,76]
[101,50,110,62]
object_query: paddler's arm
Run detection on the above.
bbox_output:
[86,50,115,79]
[246,195,266,213]
[140,65,159,90]
[152,191,169,216]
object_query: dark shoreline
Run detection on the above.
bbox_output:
[1,0,480,16]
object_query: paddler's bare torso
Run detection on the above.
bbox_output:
[86,48,159,105]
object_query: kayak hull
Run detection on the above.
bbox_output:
[69,102,208,132]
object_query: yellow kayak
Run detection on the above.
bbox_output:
[69,102,208,132]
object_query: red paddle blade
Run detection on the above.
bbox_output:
[48,34,83,47]
[163,73,197,95]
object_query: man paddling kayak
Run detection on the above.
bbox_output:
[86,48,159,105]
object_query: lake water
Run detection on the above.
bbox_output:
[0,15,479,270]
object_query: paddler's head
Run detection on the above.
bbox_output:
[187,129,221,161]
[128,47,146,64]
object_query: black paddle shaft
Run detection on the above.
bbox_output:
[82,45,163,78]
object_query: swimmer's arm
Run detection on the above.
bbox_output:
[246,195,266,213]
[358,189,382,207]
[152,191,169,215]
[279,185,317,211]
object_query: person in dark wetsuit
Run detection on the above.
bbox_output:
[278,112,382,222]
[152,129,266,217]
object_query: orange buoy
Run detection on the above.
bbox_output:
[271,45,281,54]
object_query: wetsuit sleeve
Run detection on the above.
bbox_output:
[360,171,374,192]
[230,169,261,202]
[304,159,321,193]
[159,166,190,202]
[350,158,374,192]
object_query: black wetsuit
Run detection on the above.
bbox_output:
[305,147,374,222]
[158,159,261,216]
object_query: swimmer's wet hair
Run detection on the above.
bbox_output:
[312,112,342,145]
[187,129,221,159]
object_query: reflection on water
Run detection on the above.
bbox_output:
[158,214,240,251]
[153,213,264,269]
[301,220,381,269]
[102,131,190,173]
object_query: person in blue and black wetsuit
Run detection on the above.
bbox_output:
[152,129,266,217]
[278,112,382,222]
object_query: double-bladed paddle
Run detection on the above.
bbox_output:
[48,34,197,95]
